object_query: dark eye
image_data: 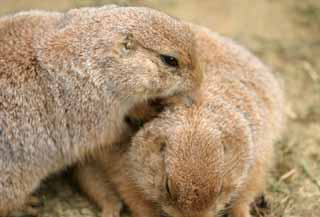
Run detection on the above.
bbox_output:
[218,185,224,196]
[165,177,172,198]
[160,142,166,152]
[160,54,179,68]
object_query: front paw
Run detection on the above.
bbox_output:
[230,204,251,217]
[9,196,43,217]
[101,203,122,217]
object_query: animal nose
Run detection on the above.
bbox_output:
[181,91,199,107]
[184,95,195,107]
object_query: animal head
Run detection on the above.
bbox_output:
[36,6,202,104]
[128,98,254,217]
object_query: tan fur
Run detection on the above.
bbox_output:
[75,24,285,217]
[0,6,202,216]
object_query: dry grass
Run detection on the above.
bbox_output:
[1,0,319,216]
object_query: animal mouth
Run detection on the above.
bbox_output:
[148,97,167,113]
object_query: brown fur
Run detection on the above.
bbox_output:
[74,24,285,217]
[0,6,202,216]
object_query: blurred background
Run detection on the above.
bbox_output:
[1,0,319,217]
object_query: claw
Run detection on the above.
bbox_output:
[26,196,42,208]
[9,196,42,217]
[102,203,122,217]
[102,210,121,217]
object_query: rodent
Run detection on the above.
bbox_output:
[74,23,285,217]
[0,5,202,216]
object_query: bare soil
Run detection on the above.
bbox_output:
[1,0,319,216]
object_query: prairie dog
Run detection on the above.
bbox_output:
[0,6,201,216]
[75,24,285,217]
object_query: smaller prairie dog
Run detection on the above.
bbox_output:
[0,5,201,216]
[75,24,285,217]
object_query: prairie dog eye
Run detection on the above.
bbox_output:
[160,54,179,68]
[160,142,166,152]
[165,177,172,198]
[218,184,224,196]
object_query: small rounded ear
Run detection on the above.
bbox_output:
[122,33,136,52]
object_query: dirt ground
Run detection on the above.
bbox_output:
[0,0,319,217]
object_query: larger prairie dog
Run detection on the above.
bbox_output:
[75,23,285,217]
[0,6,202,216]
